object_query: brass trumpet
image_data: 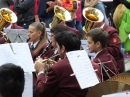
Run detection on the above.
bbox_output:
[42,54,59,75]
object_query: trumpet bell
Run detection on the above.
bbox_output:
[49,5,72,28]
[82,7,104,39]
[0,8,17,31]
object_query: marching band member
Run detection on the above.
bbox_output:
[27,22,53,84]
[50,24,80,61]
[35,31,88,97]
[92,20,124,73]
[28,22,53,61]
[87,28,119,81]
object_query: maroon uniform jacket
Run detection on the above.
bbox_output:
[29,43,53,62]
[103,24,124,73]
[29,42,53,84]
[92,49,119,81]
[67,26,80,37]
[36,58,88,97]
[0,35,6,44]
[11,23,23,29]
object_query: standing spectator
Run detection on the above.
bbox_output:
[38,0,56,28]
[75,0,83,38]
[34,0,40,22]
[14,0,35,29]
[0,63,25,97]
[0,0,14,9]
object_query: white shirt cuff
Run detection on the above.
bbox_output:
[38,71,44,76]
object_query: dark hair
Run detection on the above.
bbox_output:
[50,24,69,35]
[86,28,109,48]
[0,63,25,97]
[55,31,81,52]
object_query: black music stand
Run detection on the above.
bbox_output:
[4,29,28,43]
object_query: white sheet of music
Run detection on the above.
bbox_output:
[11,43,35,72]
[66,50,99,89]
[0,44,18,65]
[102,91,130,97]
[22,72,33,97]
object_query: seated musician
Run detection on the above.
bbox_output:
[92,19,124,73]
[87,28,119,81]
[35,31,88,97]
[50,24,80,61]
[27,22,53,84]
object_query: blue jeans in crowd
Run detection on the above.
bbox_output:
[75,21,83,38]
[66,19,83,38]
[66,19,76,28]
[94,1,109,25]
[41,18,53,28]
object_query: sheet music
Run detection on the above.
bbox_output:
[0,44,18,65]
[11,43,35,72]
[22,72,33,97]
[66,50,99,89]
[102,91,130,97]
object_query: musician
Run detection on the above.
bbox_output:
[0,63,24,97]
[87,28,118,81]
[35,31,88,97]
[28,22,53,84]
[50,24,80,61]
[92,20,124,73]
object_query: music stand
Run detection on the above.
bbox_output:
[4,29,28,43]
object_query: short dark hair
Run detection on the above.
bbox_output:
[55,31,81,52]
[50,24,69,35]
[0,63,25,97]
[86,28,109,48]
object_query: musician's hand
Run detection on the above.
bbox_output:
[34,57,47,72]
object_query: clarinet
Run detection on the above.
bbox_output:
[39,42,52,58]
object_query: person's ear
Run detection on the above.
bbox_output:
[96,41,101,48]
[38,31,42,37]
[61,45,65,53]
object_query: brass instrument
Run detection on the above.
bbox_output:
[0,8,17,43]
[82,7,104,39]
[49,5,72,28]
[42,54,59,75]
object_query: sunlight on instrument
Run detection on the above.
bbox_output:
[82,7,104,39]
[0,8,17,43]
[42,54,59,75]
[49,5,72,28]
[0,8,17,30]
